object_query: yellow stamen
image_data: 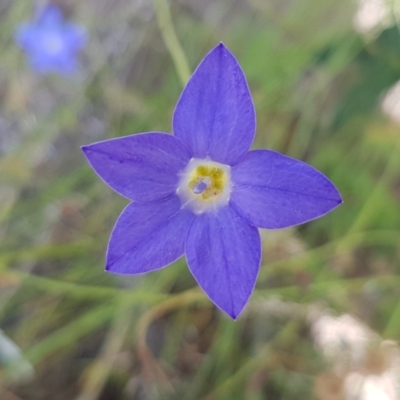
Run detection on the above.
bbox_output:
[188,165,228,201]
[177,158,232,214]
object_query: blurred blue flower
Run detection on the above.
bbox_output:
[82,43,342,319]
[15,5,87,75]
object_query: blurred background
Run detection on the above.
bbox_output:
[1,0,400,399]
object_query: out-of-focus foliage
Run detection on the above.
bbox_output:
[0,0,400,399]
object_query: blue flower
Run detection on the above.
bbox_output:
[15,5,87,75]
[82,43,342,319]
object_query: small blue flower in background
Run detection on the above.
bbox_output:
[15,4,87,75]
[82,43,342,319]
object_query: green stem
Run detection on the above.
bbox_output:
[345,136,400,237]
[152,0,191,86]
[384,298,400,339]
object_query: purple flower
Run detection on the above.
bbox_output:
[15,5,87,75]
[82,43,342,319]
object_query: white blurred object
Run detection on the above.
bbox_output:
[310,310,400,400]
[310,312,377,369]
[345,369,400,400]
[381,80,400,124]
[0,329,34,383]
[353,0,391,34]
[344,341,400,400]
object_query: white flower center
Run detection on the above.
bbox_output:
[176,158,232,214]
[43,33,64,55]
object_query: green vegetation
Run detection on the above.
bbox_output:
[1,0,400,398]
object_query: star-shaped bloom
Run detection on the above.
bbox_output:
[15,5,87,75]
[82,43,342,319]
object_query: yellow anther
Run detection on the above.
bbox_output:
[177,158,232,214]
[188,164,228,201]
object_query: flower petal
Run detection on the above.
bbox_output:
[14,24,29,47]
[231,150,342,229]
[173,43,255,166]
[186,206,261,319]
[64,23,88,49]
[37,5,63,26]
[106,196,194,274]
[82,133,192,202]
